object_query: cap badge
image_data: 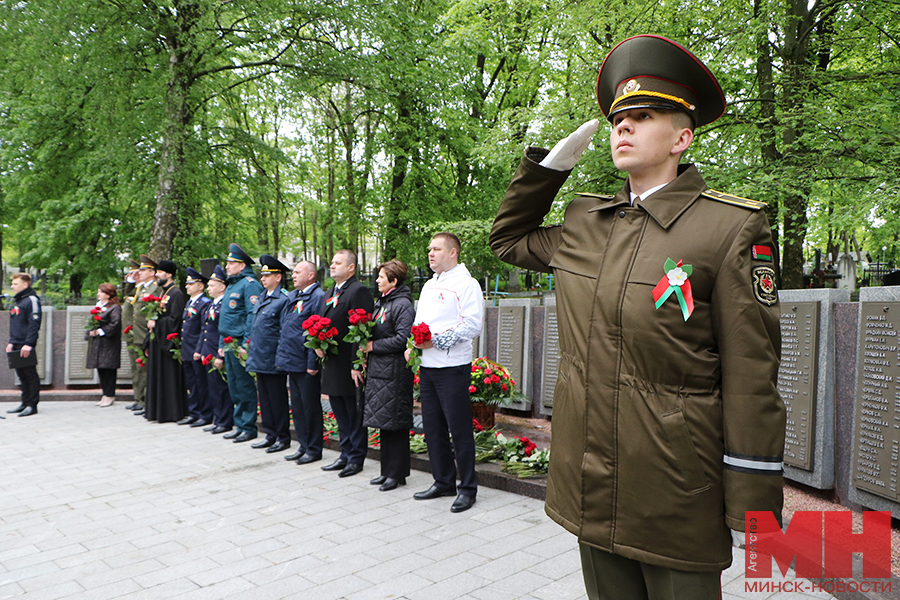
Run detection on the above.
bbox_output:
[624,79,640,93]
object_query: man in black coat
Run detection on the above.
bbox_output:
[316,250,374,477]
[276,260,326,465]
[178,267,212,427]
[145,259,187,423]
[6,273,42,417]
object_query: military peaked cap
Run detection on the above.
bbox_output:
[226,243,254,265]
[209,265,227,284]
[185,267,209,284]
[258,254,289,274]
[138,255,157,270]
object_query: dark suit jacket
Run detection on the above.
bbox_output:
[318,276,374,397]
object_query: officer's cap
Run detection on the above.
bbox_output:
[259,254,289,275]
[127,258,140,269]
[157,260,177,275]
[226,243,254,265]
[185,267,209,285]
[596,35,726,128]
[209,265,227,284]
[139,255,157,270]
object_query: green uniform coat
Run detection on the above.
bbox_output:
[490,151,785,572]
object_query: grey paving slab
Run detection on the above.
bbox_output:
[0,402,832,600]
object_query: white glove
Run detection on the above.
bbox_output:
[731,529,746,549]
[539,119,600,171]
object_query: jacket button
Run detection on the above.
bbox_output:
[618,210,626,218]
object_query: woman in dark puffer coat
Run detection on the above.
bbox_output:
[85,283,123,407]
[362,259,415,491]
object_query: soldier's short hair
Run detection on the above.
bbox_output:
[335,249,358,269]
[432,232,461,257]
[12,273,31,285]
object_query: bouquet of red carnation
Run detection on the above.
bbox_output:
[344,308,374,371]
[167,332,182,362]
[302,315,339,361]
[85,306,105,331]
[140,295,164,340]
[406,322,431,375]
[469,357,517,406]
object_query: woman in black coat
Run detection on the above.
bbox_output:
[363,259,415,491]
[85,283,122,407]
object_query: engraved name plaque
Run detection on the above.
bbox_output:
[497,306,525,387]
[853,302,900,501]
[542,306,561,409]
[778,302,819,471]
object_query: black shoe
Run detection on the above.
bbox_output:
[18,406,37,417]
[413,484,456,501]
[450,494,476,513]
[379,477,406,492]
[176,416,197,426]
[232,432,257,443]
[223,429,241,439]
[6,404,25,414]
[338,463,363,478]
[370,475,387,486]
[203,424,217,432]
[250,438,274,449]
[296,454,322,465]
[131,404,144,411]
[190,419,210,428]
[212,426,232,435]
[321,459,347,472]
[266,441,290,454]
[134,410,145,416]
[284,450,305,461]
[125,403,140,410]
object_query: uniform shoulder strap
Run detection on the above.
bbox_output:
[701,189,767,211]
[575,192,615,200]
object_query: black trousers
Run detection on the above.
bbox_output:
[379,429,410,480]
[15,365,40,408]
[328,393,367,465]
[184,359,211,421]
[257,373,290,444]
[419,365,477,497]
[97,368,117,397]
[207,366,233,429]
[288,371,323,458]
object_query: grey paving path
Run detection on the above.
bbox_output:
[0,402,831,600]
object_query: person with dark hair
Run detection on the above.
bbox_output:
[491,35,784,600]
[86,283,122,407]
[277,260,325,465]
[407,235,484,513]
[245,255,292,454]
[362,259,415,491]
[144,259,187,423]
[6,273,42,417]
[317,250,374,477]
[177,267,213,427]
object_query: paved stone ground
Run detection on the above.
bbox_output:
[0,402,832,600]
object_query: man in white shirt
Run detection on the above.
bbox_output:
[408,233,484,513]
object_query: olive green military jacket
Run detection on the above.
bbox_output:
[122,279,136,346]
[129,280,163,348]
[490,150,785,573]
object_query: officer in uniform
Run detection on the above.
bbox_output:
[276,260,325,464]
[130,255,163,416]
[219,243,264,443]
[198,265,233,434]
[245,255,292,453]
[178,267,213,427]
[491,35,784,600]
[121,258,140,410]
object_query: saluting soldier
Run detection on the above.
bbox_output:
[197,265,233,434]
[130,255,163,416]
[491,35,784,600]
[245,255,292,454]
[145,259,187,423]
[178,267,213,428]
[121,258,140,410]
[219,243,264,443]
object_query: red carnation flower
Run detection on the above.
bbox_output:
[327,327,338,337]
[483,377,491,384]
[468,385,477,393]
[223,336,234,344]
[491,374,501,383]
[320,317,331,327]
[472,419,483,433]
[484,368,492,375]
[90,307,100,315]
[166,332,179,340]
[94,315,102,321]
[318,332,326,341]
[349,313,360,325]
[123,325,133,334]
[501,383,508,392]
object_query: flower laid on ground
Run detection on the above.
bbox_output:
[409,430,428,454]
[367,428,381,448]
[303,315,339,361]
[344,308,374,370]
[406,322,431,374]
[503,448,550,479]
[473,430,549,478]
[323,411,339,441]
[469,357,518,406]
[167,332,182,362]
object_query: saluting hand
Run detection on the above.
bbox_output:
[540,119,600,171]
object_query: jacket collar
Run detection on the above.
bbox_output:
[14,287,36,302]
[586,164,706,230]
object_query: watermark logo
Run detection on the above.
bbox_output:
[745,511,891,580]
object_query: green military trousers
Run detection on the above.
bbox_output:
[580,544,721,600]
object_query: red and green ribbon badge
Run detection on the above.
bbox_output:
[376,308,386,324]
[294,300,304,314]
[651,258,694,321]
[326,293,338,308]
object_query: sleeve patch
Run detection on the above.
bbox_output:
[752,265,778,306]
[751,245,773,262]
